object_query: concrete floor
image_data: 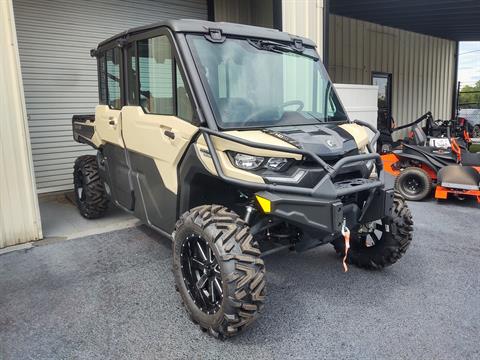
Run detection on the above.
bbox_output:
[0,199,479,359]
[39,192,140,240]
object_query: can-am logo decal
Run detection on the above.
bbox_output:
[326,139,336,148]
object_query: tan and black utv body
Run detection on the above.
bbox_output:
[72,19,413,338]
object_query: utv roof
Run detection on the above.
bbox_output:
[97,19,316,48]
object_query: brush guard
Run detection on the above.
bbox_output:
[199,120,395,237]
[199,119,384,199]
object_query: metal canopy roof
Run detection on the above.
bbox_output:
[330,0,480,41]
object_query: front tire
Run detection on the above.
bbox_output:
[395,167,432,201]
[333,193,414,269]
[73,155,109,219]
[173,205,265,338]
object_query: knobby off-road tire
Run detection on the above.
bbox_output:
[395,167,432,201]
[173,205,265,339]
[73,155,109,219]
[333,193,413,269]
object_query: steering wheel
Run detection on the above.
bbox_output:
[243,100,305,125]
[281,100,304,112]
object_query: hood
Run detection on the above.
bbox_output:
[263,124,358,159]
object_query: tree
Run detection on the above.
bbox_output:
[459,80,480,108]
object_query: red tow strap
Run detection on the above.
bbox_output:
[341,221,350,272]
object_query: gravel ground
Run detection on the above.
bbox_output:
[0,199,479,360]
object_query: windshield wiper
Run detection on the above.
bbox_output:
[247,39,319,61]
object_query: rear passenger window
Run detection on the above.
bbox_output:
[138,36,174,114]
[106,48,122,109]
[98,54,107,104]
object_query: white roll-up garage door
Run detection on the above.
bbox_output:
[13,0,207,193]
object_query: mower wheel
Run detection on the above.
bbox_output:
[395,167,432,201]
[473,125,480,138]
[333,192,413,269]
[73,155,109,219]
[173,205,265,339]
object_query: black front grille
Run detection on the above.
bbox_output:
[333,171,364,183]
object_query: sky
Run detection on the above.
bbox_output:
[458,41,480,88]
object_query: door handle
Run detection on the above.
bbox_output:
[109,120,116,126]
[164,130,175,139]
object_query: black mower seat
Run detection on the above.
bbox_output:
[460,151,480,167]
[437,166,480,190]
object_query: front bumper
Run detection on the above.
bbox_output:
[255,186,395,234]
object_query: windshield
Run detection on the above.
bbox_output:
[187,35,348,129]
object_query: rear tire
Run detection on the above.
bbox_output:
[333,193,414,269]
[395,167,432,201]
[173,205,265,339]
[73,155,109,219]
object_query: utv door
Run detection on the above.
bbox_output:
[122,34,197,232]
[95,48,134,210]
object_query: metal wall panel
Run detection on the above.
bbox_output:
[213,0,273,28]
[328,14,456,131]
[282,0,325,59]
[13,0,207,193]
[1,0,42,248]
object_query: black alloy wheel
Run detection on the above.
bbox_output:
[75,169,86,203]
[173,205,265,338]
[356,220,387,249]
[180,234,223,314]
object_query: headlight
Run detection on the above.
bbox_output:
[265,157,288,170]
[230,152,290,171]
[233,153,264,170]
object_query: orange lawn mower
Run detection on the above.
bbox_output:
[381,121,480,203]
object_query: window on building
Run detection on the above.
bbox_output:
[106,48,122,109]
[138,36,174,114]
[372,72,393,131]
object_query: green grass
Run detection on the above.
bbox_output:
[469,144,480,153]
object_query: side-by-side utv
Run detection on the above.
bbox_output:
[72,20,413,338]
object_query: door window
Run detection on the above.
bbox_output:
[138,36,174,114]
[106,48,122,109]
[176,65,193,121]
[98,54,107,104]
[126,44,137,105]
